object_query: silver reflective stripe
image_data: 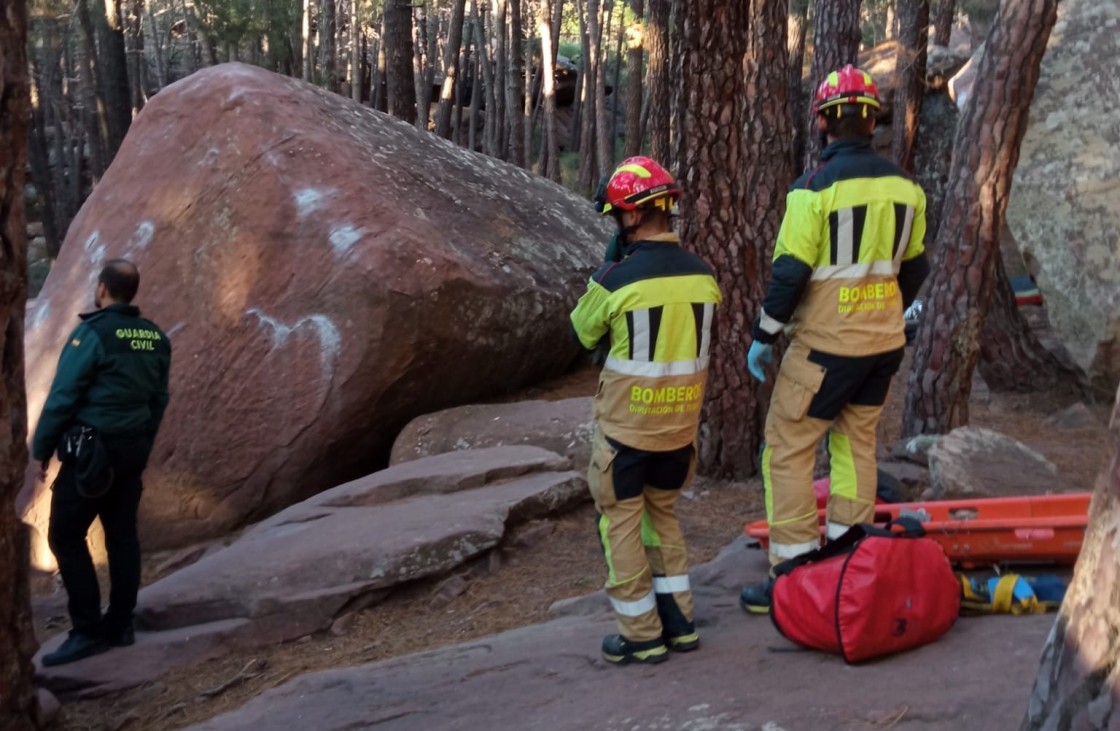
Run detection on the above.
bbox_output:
[610,591,658,617]
[826,522,852,540]
[604,356,708,378]
[758,308,785,335]
[770,539,820,560]
[810,260,897,281]
[894,205,915,264]
[631,308,651,362]
[653,575,691,594]
[835,207,855,265]
[699,303,715,357]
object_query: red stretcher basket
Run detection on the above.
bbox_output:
[744,492,1092,569]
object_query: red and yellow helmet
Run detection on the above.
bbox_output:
[813,64,881,116]
[601,156,681,215]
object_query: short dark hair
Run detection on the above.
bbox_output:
[98,259,140,303]
[822,103,876,139]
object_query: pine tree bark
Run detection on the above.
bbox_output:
[77,0,109,181]
[787,0,809,171]
[0,0,38,725]
[350,0,362,100]
[678,0,784,478]
[622,0,643,158]
[1022,384,1120,729]
[576,0,596,192]
[644,0,670,164]
[413,8,435,130]
[506,0,525,167]
[146,0,167,88]
[491,0,508,158]
[126,0,145,114]
[538,0,561,181]
[901,0,1059,438]
[891,0,929,172]
[436,0,468,138]
[804,0,861,168]
[978,253,1079,393]
[588,0,611,178]
[385,0,417,123]
[97,0,132,158]
[319,0,337,90]
[469,2,484,151]
[480,4,499,155]
[302,0,314,82]
[933,0,955,47]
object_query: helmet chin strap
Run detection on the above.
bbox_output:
[615,212,641,246]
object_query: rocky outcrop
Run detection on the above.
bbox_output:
[1005,0,1120,391]
[19,63,611,555]
[926,427,1059,500]
[389,397,594,468]
[34,446,587,697]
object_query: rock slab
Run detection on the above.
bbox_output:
[927,427,1059,500]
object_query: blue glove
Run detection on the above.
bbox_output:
[746,341,774,383]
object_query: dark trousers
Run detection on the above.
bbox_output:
[48,433,151,636]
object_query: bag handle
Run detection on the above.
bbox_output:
[771,516,926,578]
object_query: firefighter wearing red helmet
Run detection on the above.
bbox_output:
[570,156,721,665]
[740,65,931,613]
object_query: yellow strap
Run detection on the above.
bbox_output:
[991,575,1019,613]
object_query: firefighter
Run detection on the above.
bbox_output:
[740,65,930,613]
[570,157,722,664]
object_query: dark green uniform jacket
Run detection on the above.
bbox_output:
[32,303,171,462]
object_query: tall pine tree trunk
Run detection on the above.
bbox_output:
[506,0,525,167]
[97,0,132,158]
[302,0,314,82]
[901,0,1059,438]
[146,0,167,88]
[351,0,362,100]
[538,0,561,181]
[623,0,643,158]
[787,0,808,171]
[469,2,483,151]
[934,0,955,47]
[1022,382,1120,729]
[126,0,145,114]
[319,0,337,90]
[481,4,499,155]
[804,0,861,168]
[677,0,770,478]
[77,0,109,181]
[589,0,611,178]
[385,0,417,123]
[575,0,596,192]
[891,0,929,172]
[0,0,38,725]
[491,0,508,158]
[436,0,468,138]
[644,0,670,164]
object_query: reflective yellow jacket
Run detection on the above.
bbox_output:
[752,138,929,356]
[570,233,722,451]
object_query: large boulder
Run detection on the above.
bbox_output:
[1005,0,1120,391]
[19,63,610,557]
[926,427,1059,500]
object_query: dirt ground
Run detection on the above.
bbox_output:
[36,351,1113,731]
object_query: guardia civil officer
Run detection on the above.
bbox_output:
[34,259,171,666]
[570,157,722,664]
[740,66,930,613]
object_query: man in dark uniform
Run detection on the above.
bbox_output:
[33,259,171,666]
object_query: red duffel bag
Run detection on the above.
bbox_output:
[770,518,960,663]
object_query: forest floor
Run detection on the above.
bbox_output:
[33,346,1113,731]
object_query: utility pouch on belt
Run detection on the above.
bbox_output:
[57,425,114,498]
[770,518,960,663]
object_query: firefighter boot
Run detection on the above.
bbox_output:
[739,578,775,615]
[656,591,698,652]
[601,634,669,665]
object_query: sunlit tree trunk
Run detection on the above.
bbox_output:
[933,0,955,47]
[126,0,145,114]
[385,0,417,123]
[1022,382,1120,729]
[891,0,929,172]
[538,0,561,180]
[589,0,611,178]
[804,0,861,168]
[787,0,809,170]
[351,0,362,100]
[678,0,791,477]
[622,0,644,158]
[437,0,468,138]
[0,0,38,725]
[902,0,1059,438]
[644,0,670,163]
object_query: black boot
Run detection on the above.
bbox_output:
[41,631,109,667]
[601,634,669,665]
[104,620,135,647]
[739,578,775,615]
[655,591,698,652]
